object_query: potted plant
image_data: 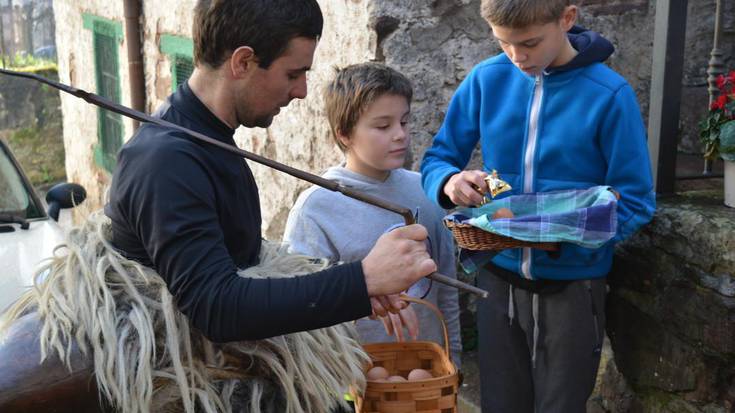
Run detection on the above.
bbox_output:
[700,70,735,207]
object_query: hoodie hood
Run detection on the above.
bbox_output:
[322,165,394,191]
[547,25,615,74]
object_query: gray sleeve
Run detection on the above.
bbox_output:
[284,192,340,261]
[433,218,463,368]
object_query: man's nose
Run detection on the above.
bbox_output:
[290,76,308,100]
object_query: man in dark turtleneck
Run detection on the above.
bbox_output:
[105,0,436,344]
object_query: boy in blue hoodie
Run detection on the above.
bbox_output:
[420,1,656,412]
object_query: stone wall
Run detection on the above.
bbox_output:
[0,68,58,130]
[0,69,67,189]
[53,0,733,233]
[371,0,496,172]
[576,0,735,155]
[601,191,735,412]
[246,0,735,240]
[140,2,193,113]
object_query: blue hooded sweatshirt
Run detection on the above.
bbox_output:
[421,27,656,280]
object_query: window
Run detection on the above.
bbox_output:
[0,142,44,219]
[172,55,194,89]
[83,14,123,173]
[160,34,194,91]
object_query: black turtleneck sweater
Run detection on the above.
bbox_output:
[105,83,372,342]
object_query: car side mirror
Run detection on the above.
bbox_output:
[46,183,86,221]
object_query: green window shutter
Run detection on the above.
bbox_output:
[172,54,194,89]
[83,14,123,173]
[160,34,194,92]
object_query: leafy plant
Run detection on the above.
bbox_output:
[700,71,735,161]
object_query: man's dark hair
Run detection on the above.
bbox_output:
[193,0,323,69]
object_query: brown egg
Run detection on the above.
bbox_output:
[407,368,433,381]
[366,366,390,381]
[491,207,515,220]
[386,375,407,382]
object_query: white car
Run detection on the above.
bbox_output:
[0,139,86,312]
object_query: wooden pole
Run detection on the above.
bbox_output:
[647,0,688,194]
[0,68,490,299]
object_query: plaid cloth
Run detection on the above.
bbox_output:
[444,186,618,273]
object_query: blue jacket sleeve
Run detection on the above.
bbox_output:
[421,68,483,209]
[599,84,656,242]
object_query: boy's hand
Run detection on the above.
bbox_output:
[444,170,489,207]
[362,224,437,297]
[369,295,407,316]
[380,305,419,342]
[609,188,621,200]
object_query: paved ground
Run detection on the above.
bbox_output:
[457,351,482,412]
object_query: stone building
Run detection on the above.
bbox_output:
[53,0,733,237]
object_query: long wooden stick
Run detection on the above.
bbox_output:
[0,68,488,298]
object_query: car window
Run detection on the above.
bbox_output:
[0,145,44,219]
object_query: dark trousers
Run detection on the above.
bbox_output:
[476,266,606,413]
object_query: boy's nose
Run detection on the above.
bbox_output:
[510,47,528,63]
[393,126,407,141]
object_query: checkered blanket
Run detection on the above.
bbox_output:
[445,185,618,248]
[445,186,618,273]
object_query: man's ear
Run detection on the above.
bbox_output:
[229,46,258,79]
[560,5,578,31]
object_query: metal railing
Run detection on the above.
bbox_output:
[648,0,725,194]
[703,0,725,176]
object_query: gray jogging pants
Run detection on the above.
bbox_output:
[476,266,606,413]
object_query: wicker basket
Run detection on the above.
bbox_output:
[445,220,558,252]
[355,296,459,413]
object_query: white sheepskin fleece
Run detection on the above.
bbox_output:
[0,211,369,413]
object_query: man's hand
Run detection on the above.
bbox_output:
[443,170,489,207]
[362,224,436,299]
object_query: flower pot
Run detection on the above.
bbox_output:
[725,160,735,208]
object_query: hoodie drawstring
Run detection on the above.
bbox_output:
[508,284,515,325]
[532,293,540,368]
[508,284,540,368]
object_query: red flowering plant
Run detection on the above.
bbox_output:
[700,70,735,161]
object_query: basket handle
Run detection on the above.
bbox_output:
[398,295,451,358]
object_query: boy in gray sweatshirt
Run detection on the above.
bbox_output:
[284,63,461,365]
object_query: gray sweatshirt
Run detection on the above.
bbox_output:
[284,166,462,366]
